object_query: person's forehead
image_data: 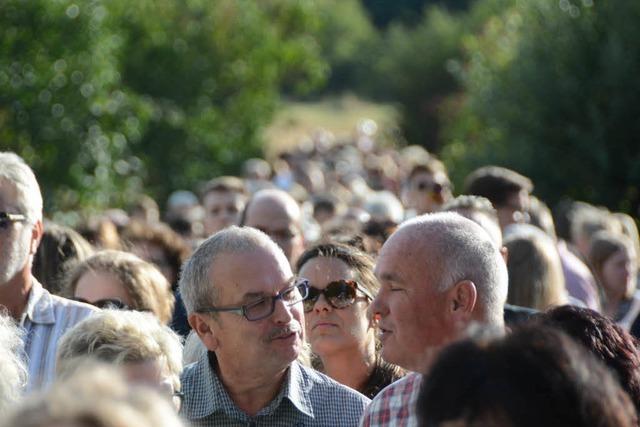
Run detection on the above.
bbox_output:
[299,256,354,285]
[204,190,243,206]
[211,247,292,295]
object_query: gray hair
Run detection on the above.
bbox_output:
[56,310,183,391]
[399,212,508,326]
[0,312,27,415]
[179,226,287,314]
[0,152,43,222]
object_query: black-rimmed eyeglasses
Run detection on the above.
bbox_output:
[196,279,309,321]
[0,212,27,229]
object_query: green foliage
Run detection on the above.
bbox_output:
[442,0,640,213]
[1,0,327,212]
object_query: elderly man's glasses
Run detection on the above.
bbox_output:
[197,278,309,321]
[303,280,373,313]
[0,212,27,229]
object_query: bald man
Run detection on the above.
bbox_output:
[241,189,305,266]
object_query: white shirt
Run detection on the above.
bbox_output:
[20,277,98,392]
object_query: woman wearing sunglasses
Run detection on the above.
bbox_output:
[296,242,403,398]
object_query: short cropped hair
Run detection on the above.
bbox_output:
[399,212,508,326]
[418,326,638,427]
[0,312,27,415]
[65,250,175,324]
[464,166,533,207]
[56,310,182,391]
[3,363,184,427]
[179,226,286,314]
[0,152,43,222]
[441,195,502,247]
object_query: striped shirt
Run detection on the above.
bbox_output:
[359,372,423,427]
[181,352,371,426]
[20,277,98,392]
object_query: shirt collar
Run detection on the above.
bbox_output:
[183,352,314,420]
[20,277,55,326]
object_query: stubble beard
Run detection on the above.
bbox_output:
[0,229,30,285]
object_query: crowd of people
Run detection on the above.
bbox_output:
[0,129,639,427]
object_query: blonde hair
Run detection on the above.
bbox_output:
[56,310,182,391]
[504,225,567,310]
[65,250,175,323]
[2,363,184,427]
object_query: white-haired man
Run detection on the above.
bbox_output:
[180,226,369,426]
[0,152,97,391]
[360,212,508,426]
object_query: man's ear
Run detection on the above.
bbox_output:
[449,280,477,320]
[29,220,43,254]
[188,313,219,352]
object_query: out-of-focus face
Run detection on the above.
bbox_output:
[203,191,245,236]
[0,180,33,285]
[299,256,373,358]
[130,241,175,285]
[496,190,530,231]
[372,229,455,372]
[601,247,638,300]
[201,247,305,375]
[402,171,451,215]
[74,270,133,308]
[244,197,304,265]
[122,359,180,410]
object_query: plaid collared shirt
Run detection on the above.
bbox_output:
[359,372,423,427]
[180,352,371,426]
[20,277,98,392]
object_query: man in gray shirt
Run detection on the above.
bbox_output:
[179,226,369,426]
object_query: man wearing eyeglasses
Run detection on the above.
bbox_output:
[179,226,370,426]
[0,152,98,392]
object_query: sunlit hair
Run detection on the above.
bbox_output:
[503,224,567,310]
[3,363,184,427]
[441,195,502,247]
[65,250,175,323]
[398,212,508,327]
[56,310,182,392]
[0,312,27,415]
[179,226,288,314]
[588,230,637,299]
[0,151,43,223]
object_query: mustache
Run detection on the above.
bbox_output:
[267,323,302,340]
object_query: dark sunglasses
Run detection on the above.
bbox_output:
[416,181,444,194]
[304,280,373,313]
[0,212,27,229]
[74,297,130,310]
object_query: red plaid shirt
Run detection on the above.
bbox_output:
[359,372,423,427]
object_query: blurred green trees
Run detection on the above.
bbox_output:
[442,0,640,213]
[1,0,327,213]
